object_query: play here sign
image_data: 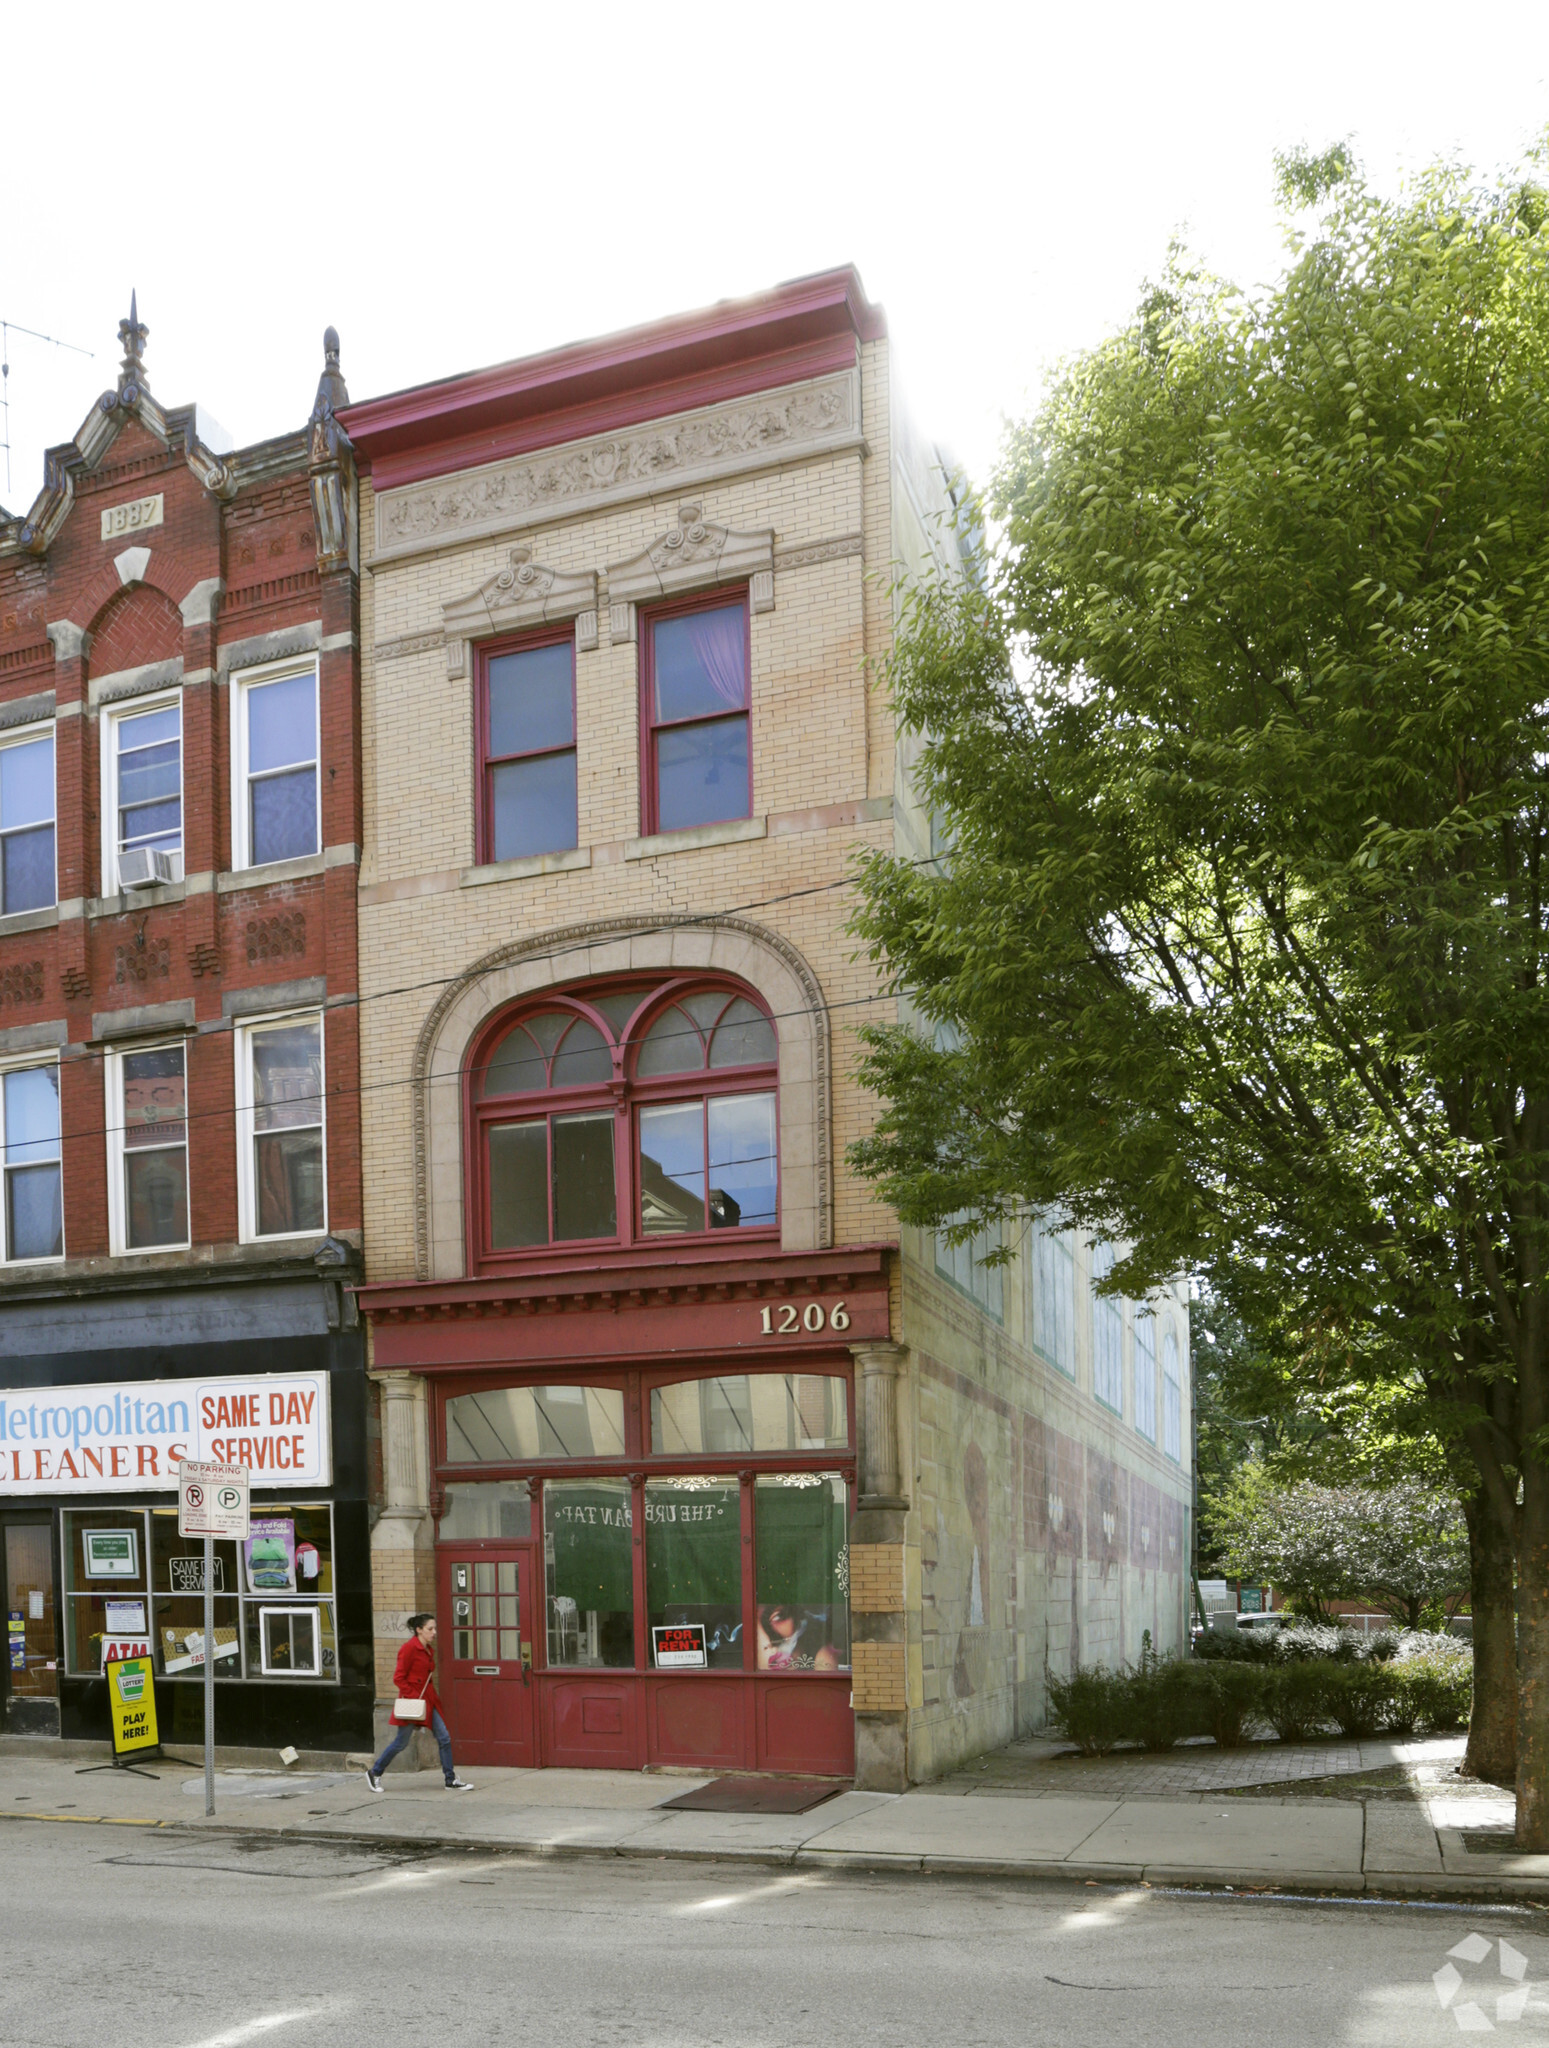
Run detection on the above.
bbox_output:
[0,1371,330,1496]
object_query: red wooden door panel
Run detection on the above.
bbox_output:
[439,1546,536,1767]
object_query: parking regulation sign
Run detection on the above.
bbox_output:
[178,1461,251,1540]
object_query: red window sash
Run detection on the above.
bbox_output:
[639,589,752,837]
[474,626,578,868]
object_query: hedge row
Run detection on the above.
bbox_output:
[1046,1646,1470,1754]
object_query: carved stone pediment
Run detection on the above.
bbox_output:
[442,547,599,676]
[605,502,774,643]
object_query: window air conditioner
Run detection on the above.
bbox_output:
[118,847,178,891]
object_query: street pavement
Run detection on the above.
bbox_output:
[5,1817,1549,2048]
[0,1731,1539,1899]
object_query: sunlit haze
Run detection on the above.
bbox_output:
[4,0,1548,509]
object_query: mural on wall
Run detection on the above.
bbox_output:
[953,1440,992,1699]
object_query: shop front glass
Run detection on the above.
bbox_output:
[61,1503,337,1683]
[441,1369,853,1680]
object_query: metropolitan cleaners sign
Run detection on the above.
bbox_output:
[0,1372,331,1497]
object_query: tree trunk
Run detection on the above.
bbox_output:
[1516,1458,1549,1849]
[1462,1486,1517,1785]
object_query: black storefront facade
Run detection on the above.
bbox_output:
[0,1250,372,1754]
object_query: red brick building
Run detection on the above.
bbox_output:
[0,301,372,1753]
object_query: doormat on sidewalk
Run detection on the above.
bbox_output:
[661,1776,846,1815]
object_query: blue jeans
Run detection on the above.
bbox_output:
[373,1709,456,1784]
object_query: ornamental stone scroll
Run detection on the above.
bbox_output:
[442,546,600,679]
[604,500,775,644]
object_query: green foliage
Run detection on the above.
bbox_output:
[1263,1659,1334,1741]
[1321,1660,1397,1738]
[1189,1659,1268,1747]
[1044,1665,1133,1754]
[1273,140,1357,209]
[851,158,1549,1789]
[1127,1657,1198,1750]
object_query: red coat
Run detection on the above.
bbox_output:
[389,1635,443,1725]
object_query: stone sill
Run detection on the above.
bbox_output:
[625,816,767,861]
[461,847,592,888]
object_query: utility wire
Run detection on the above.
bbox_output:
[0,316,94,501]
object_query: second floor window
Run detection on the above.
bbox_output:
[643,597,750,834]
[1032,1213,1076,1376]
[0,726,55,915]
[237,1014,326,1241]
[1134,1309,1157,1442]
[235,666,319,869]
[1,1062,62,1262]
[1162,1325,1184,1461]
[1091,1242,1123,1413]
[478,635,577,863]
[110,1043,189,1252]
[108,696,182,887]
[470,979,778,1265]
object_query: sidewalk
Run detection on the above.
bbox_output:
[0,1733,1538,1902]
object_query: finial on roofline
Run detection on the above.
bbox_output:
[117,290,148,397]
[312,324,349,421]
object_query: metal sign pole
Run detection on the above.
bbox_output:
[203,1529,215,1817]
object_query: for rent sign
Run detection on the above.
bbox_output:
[0,1372,330,1497]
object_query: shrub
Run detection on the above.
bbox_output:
[1391,1635,1472,1734]
[1046,1666,1132,1755]
[1322,1660,1397,1737]
[1276,1622,1363,1663]
[1191,1660,1270,1747]
[1193,1627,1277,1664]
[1264,1659,1335,1741]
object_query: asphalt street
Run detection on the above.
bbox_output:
[5,1820,1548,2047]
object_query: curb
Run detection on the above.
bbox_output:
[8,1807,1546,1906]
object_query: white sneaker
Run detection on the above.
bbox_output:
[365,1768,383,1793]
[446,1778,474,1791]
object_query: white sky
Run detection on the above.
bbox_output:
[4,1,1548,514]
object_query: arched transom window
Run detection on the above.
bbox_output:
[468,979,779,1263]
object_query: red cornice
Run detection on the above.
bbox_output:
[339,267,885,490]
[359,1240,893,1321]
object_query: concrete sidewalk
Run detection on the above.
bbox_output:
[0,1736,1541,1901]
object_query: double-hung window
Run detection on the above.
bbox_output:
[1162,1325,1184,1461]
[1134,1308,1157,1442]
[236,1013,326,1240]
[478,635,577,863]
[108,1043,189,1252]
[1091,1242,1124,1413]
[1,1062,62,1261]
[0,726,56,915]
[233,664,319,869]
[1031,1212,1076,1376]
[105,694,182,890]
[643,597,750,834]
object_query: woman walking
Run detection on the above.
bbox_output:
[366,1613,473,1791]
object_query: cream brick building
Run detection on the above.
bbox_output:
[342,271,1192,1789]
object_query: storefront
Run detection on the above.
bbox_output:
[0,1270,373,1753]
[364,1247,891,1776]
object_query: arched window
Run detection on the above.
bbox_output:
[468,979,779,1264]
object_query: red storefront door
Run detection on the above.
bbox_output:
[439,1547,535,1767]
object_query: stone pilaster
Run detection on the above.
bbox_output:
[849,1340,910,1790]
[369,1371,437,1765]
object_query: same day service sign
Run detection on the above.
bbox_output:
[0,1372,331,1496]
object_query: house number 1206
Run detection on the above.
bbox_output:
[760,1300,849,1335]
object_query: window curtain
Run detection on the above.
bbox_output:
[684,610,747,712]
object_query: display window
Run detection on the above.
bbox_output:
[439,1365,854,1679]
[61,1505,337,1681]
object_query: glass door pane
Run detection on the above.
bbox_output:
[5,1525,56,1700]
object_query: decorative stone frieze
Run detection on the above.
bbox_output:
[442,547,599,678]
[604,501,775,643]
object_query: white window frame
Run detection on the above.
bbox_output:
[106,1039,191,1256]
[1134,1306,1158,1443]
[257,1604,323,1677]
[234,1008,328,1244]
[0,1054,64,1264]
[229,657,320,873]
[99,687,185,897]
[1090,1242,1124,1415]
[1162,1321,1184,1462]
[0,717,58,916]
[1031,1212,1076,1378]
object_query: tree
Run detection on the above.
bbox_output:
[1215,1474,1467,1628]
[851,147,1549,1839]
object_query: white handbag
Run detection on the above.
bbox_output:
[393,1670,432,1723]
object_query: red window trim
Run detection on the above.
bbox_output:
[464,974,780,1273]
[473,624,578,868]
[434,1360,856,1480]
[638,586,752,838]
